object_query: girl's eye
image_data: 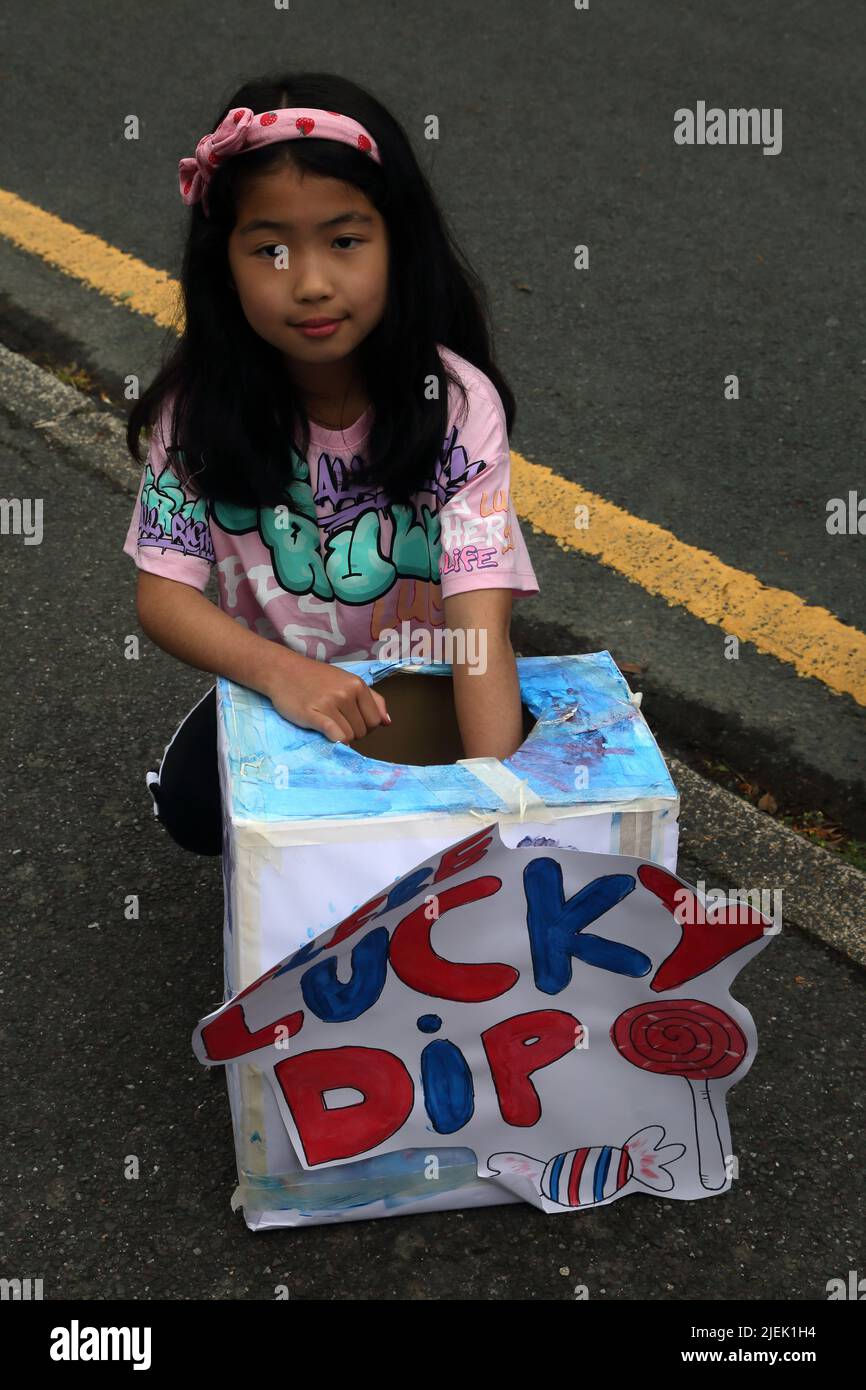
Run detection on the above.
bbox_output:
[255,237,363,257]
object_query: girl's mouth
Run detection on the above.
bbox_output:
[292,319,345,338]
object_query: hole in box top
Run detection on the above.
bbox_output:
[349,670,536,767]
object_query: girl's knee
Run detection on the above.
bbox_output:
[147,775,222,856]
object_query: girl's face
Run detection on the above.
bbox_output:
[227,162,389,404]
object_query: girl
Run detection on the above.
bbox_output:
[123,72,540,856]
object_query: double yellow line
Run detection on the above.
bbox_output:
[3,186,864,708]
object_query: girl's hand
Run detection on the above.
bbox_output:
[265,650,390,744]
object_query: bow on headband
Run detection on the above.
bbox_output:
[178,106,382,212]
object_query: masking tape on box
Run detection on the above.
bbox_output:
[230,795,680,849]
[454,757,555,823]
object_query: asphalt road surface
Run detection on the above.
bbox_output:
[1,0,863,1308]
[1,407,862,1302]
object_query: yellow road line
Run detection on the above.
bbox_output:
[0,188,180,327]
[511,454,866,706]
[3,187,865,707]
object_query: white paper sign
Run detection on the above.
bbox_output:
[193,823,777,1214]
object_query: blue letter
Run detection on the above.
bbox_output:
[301,927,390,1022]
[420,1039,475,1133]
[524,859,651,992]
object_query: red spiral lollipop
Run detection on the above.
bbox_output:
[611,999,747,1190]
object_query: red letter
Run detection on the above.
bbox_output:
[638,864,768,992]
[481,1010,581,1125]
[200,1005,304,1062]
[326,894,389,949]
[389,878,517,1002]
[274,1047,414,1165]
[433,826,494,883]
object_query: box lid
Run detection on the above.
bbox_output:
[216,651,678,825]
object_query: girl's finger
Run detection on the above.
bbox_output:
[361,686,390,728]
[343,694,373,741]
[312,708,356,744]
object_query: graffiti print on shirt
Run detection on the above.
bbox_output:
[211,432,490,607]
[136,462,215,562]
[438,466,515,581]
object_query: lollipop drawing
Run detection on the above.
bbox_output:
[611,999,748,1191]
[487,1125,685,1209]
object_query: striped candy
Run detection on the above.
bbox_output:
[540,1145,632,1207]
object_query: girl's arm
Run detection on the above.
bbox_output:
[135,572,388,742]
[136,570,298,696]
[443,588,524,761]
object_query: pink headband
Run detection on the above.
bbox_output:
[178,106,383,213]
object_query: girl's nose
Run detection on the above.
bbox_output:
[289,255,335,300]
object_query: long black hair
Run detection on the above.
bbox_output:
[126,71,515,510]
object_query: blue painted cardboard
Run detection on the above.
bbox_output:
[216,650,677,823]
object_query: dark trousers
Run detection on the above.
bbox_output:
[146,685,222,856]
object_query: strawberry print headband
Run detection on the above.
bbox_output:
[178,106,383,214]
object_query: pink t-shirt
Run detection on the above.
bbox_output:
[122,345,539,663]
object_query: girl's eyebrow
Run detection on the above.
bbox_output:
[239,211,375,235]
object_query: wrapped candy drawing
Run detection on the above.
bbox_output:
[611,1000,748,1190]
[487,1125,686,1208]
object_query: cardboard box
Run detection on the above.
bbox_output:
[215,652,680,1228]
